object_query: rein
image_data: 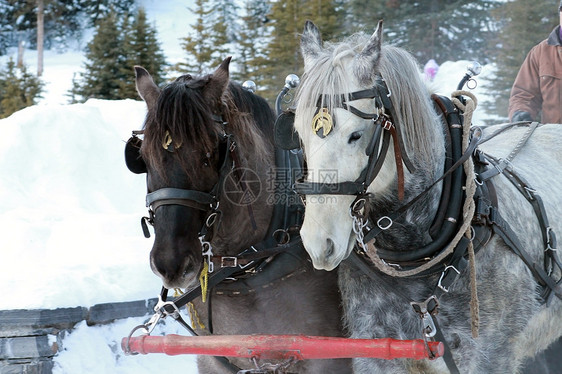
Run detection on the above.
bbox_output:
[345,94,562,373]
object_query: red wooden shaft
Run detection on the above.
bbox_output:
[122,334,444,360]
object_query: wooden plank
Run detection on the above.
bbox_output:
[0,327,58,338]
[87,298,158,325]
[0,358,53,374]
[0,336,56,359]
[0,307,87,332]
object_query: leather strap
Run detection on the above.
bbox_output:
[389,125,405,200]
[363,128,481,248]
[146,188,216,209]
[490,208,562,300]
[431,315,460,374]
[295,180,366,195]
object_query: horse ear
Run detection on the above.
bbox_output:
[359,20,383,67]
[135,66,160,109]
[301,20,323,68]
[204,57,231,102]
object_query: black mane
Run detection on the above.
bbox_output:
[141,73,275,174]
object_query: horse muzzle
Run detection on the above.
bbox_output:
[150,243,201,290]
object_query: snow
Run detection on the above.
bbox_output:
[0,99,157,310]
[0,1,199,372]
[0,98,199,372]
[0,2,498,372]
[54,318,197,373]
[431,60,501,124]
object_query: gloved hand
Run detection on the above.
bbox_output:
[511,111,533,122]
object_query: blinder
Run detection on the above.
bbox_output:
[125,134,147,174]
[294,76,409,197]
[274,109,300,150]
[272,77,390,152]
[127,130,234,239]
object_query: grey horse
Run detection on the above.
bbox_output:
[293,20,562,373]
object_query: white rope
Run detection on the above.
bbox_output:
[364,90,481,337]
[365,91,478,281]
[451,90,479,338]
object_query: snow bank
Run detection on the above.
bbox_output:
[52,317,197,373]
[431,60,502,124]
[0,99,164,310]
[0,97,200,372]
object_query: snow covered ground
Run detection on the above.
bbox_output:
[0,98,200,372]
[0,2,500,372]
[0,1,201,372]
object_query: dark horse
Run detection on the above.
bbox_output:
[129,58,350,373]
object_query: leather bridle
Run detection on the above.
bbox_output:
[138,115,238,243]
[294,75,415,205]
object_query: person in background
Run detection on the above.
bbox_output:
[508,2,562,123]
[424,59,439,82]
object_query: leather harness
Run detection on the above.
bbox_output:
[292,78,561,373]
[134,128,309,373]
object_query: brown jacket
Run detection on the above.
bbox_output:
[508,26,562,124]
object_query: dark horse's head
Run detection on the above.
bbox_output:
[132,58,275,289]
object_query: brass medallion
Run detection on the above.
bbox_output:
[312,108,334,138]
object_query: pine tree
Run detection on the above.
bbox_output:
[209,0,238,66]
[119,6,167,99]
[346,0,498,64]
[70,11,126,102]
[78,0,136,26]
[0,1,134,58]
[0,58,43,118]
[176,0,214,74]
[236,0,270,83]
[0,1,17,55]
[484,0,558,118]
[258,0,344,103]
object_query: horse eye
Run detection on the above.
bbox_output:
[348,131,363,143]
[203,152,212,167]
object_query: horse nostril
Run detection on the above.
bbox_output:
[326,238,335,258]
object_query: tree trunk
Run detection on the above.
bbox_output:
[17,39,25,68]
[37,0,44,77]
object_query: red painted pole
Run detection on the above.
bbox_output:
[122,334,444,361]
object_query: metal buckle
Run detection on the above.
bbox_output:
[474,173,484,186]
[158,300,182,320]
[206,212,218,227]
[239,246,258,271]
[437,265,460,292]
[221,256,238,268]
[200,237,214,273]
[381,258,402,269]
[411,295,439,338]
[494,158,512,174]
[377,216,393,230]
[545,226,557,252]
[524,186,537,201]
[351,197,367,215]
[273,229,291,245]
[382,118,393,130]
